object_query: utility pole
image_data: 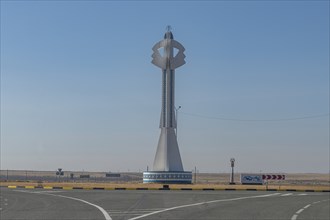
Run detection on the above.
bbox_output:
[194,166,197,184]
[230,158,235,185]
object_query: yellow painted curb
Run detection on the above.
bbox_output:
[3,185,328,192]
[43,186,53,189]
[63,187,73,190]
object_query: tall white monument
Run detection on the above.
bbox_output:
[143,26,192,184]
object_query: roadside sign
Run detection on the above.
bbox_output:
[240,174,263,185]
[262,174,285,180]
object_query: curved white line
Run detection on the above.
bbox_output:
[291,214,298,220]
[303,204,311,209]
[290,199,330,220]
[296,209,304,214]
[14,190,112,220]
[51,194,112,220]
[128,193,280,220]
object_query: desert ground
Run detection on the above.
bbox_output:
[1,170,329,191]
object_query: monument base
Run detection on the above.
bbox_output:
[143,171,192,184]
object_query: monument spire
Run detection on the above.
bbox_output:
[143,27,192,184]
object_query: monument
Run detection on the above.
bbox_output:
[143,26,192,184]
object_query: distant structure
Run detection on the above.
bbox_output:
[143,26,192,184]
[230,158,235,184]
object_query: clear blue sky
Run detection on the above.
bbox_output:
[1,1,329,173]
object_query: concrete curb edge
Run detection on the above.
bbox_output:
[4,185,329,192]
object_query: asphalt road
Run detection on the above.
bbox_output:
[0,188,329,220]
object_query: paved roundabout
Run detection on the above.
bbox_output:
[1,188,329,220]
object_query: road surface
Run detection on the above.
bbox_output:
[1,188,329,220]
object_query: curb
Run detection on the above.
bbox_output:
[4,186,330,192]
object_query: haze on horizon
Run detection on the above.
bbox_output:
[1,1,329,173]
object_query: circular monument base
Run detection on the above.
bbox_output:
[143,171,192,184]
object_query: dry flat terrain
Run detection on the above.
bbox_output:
[0,170,329,191]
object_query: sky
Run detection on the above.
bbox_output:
[1,0,329,173]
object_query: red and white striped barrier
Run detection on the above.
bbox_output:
[262,174,285,180]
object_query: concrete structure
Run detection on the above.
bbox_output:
[143,27,192,184]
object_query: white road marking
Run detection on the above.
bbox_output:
[36,190,64,193]
[107,208,162,212]
[107,208,163,217]
[281,193,293,197]
[49,194,112,220]
[14,190,112,220]
[109,210,161,214]
[291,214,298,220]
[303,204,311,209]
[298,193,308,196]
[111,214,141,217]
[290,199,330,220]
[254,193,281,198]
[110,214,151,217]
[128,193,280,220]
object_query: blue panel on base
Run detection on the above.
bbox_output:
[143,171,192,184]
